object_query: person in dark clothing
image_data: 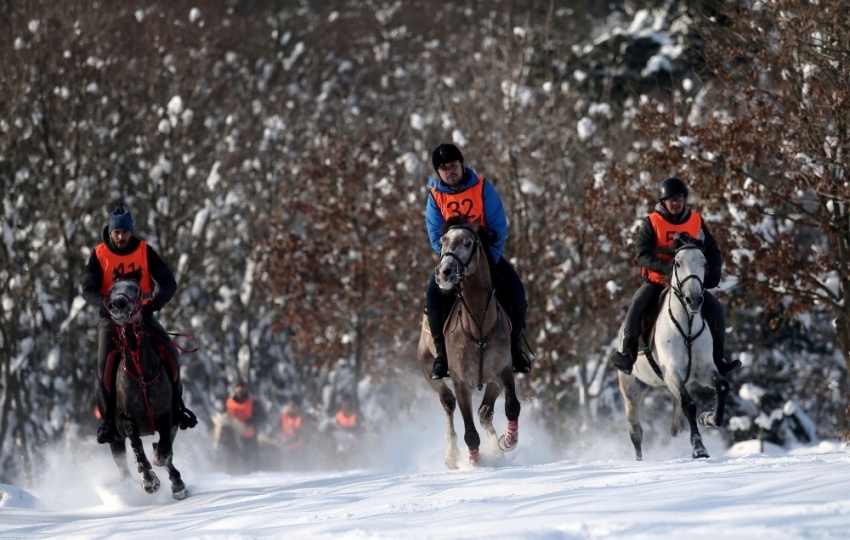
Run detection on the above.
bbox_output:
[82,204,197,444]
[609,178,742,377]
[424,143,532,379]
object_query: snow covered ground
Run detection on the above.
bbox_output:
[2,406,848,539]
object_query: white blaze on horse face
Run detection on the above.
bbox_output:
[673,248,707,314]
[435,228,477,290]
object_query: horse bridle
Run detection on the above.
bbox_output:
[437,225,503,390]
[435,225,482,283]
[666,244,708,381]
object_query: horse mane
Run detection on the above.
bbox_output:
[672,233,705,252]
[440,215,494,250]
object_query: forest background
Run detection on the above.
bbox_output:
[2,0,848,483]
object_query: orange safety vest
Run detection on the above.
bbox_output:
[226,396,257,439]
[336,410,357,429]
[430,175,488,228]
[281,411,303,439]
[95,241,154,303]
[642,211,703,286]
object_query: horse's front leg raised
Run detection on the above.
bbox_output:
[700,375,730,428]
[454,383,481,466]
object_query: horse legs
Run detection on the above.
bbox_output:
[120,418,161,493]
[498,369,520,452]
[700,375,730,428]
[152,413,175,467]
[477,382,502,456]
[671,381,709,459]
[150,422,187,500]
[435,383,460,469]
[109,440,131,479]
[618,372,645,461]
[454,383,481,466]
[671,400,684,437]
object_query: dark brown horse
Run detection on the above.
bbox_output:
[105,278,187,499]
[417,218,520,468]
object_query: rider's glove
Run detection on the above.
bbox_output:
[141,302,157,319]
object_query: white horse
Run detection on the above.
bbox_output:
[618,236,730,460]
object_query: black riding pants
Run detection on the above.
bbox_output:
[619,281,726,360]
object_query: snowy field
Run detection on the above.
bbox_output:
[2,405,849,539]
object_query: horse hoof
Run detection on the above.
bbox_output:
[693,448,710,459]
[468,448,480,467]
[699,412,717,427]
[172,480,188,500]
[154,452,172,467]
[143,476,161,494]
[498,434,517,452]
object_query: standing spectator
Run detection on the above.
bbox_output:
[225,379,266,470]
[280,397,308,451]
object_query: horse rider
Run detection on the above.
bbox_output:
[609,177,742,377]
[82,204,197,444]
[425,143,531,379]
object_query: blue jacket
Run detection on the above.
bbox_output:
[425,165,507,262]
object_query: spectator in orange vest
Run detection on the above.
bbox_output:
[335,399,359,434]
[280,397,307,451]
[225,379,266,464]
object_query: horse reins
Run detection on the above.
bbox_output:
[116,321,162,433]
[441,226,505,390]
[666,245,707,383]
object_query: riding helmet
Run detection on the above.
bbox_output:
[108,204,135,233]
[658,177,689,201]
[431,143,464,172]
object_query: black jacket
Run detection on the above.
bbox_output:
[635,204,723,289]
[82,226,177,318]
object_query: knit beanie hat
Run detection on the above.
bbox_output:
[108,205,134,233]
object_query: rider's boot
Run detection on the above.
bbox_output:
[96,384,122,444]
[171,379,198,430]
[510,303,532,373]
[610,337,638,375]
[713,352,742,377]
[426,307,449,379]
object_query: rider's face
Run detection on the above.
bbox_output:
[109,229,132,249]
[437,161,463,188]
[662,195,686,216]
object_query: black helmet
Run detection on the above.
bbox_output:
[658,177,689,201]
[431,143,464,172]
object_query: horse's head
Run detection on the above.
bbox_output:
[435,217,484,290]
[670,235,707,314]
[108,279,143,326]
